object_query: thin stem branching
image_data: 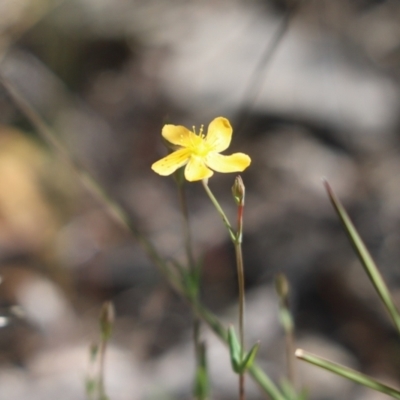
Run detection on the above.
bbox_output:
[0,74,284,400]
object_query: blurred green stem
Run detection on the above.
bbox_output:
[177,184,196,269]
[275,274,296,387]
[98,339,107,399]
[285,329,295,387]
[98,301,113,400]
[177,184,206,400]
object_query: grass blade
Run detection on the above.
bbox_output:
[324,180,400,334]
[296,349,400,399]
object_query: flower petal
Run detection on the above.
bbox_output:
[151,148,190,176]
[205,152,251,173]
[185,156,214,181]
[205,117,233,152]
[162,124,199,147]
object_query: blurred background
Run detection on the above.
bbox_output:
[0,0,400,398]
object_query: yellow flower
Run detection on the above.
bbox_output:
[151,117,251,182]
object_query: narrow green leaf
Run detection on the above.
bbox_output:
[298,389,309,400]
[187,270,200,299]
[228,326,242,373]
[324,180,400,334]
[194,366,208,400]
[296,349,400,399]
[248,363,286,400]
[194,303,285,400]
[280,378,297,400]
[280,378,309,400]
[241,341,260,372]
[85,377,96,395]
[89,343,99,362]
[192,259,203,295]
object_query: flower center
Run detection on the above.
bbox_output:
[188,125,211,157]
[192,140,210,157]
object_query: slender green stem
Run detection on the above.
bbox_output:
[177,185,196,270]
[202,178,247,400]
[0,75,284,400]
[285,329,296,388]
[233,177,246,400]
[235,240,246,400]
[177,184,205,400]
[236,201,246,400]
[98,301,113,400]
[275,273,296,388]
[201,179,236,241]
[98,338,107,399]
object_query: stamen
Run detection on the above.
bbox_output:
[192,125,196,135]
[199,124,204,138]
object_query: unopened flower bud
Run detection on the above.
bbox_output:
[232,175,245,206]
[274,273,289,300]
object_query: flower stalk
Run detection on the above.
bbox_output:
[233,176,246,400]
[201,179,236,241]
[202,176,250,400]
